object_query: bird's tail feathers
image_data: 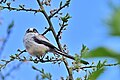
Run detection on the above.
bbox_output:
[54,48,89,65]
[54,48,75,60]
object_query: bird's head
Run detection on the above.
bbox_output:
[26,28,38,34]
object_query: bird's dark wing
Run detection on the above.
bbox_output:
[40,34,49,41]
[33,36,56,49]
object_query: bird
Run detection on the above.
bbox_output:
[23,28,89,64]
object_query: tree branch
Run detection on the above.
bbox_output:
[37,0,62,50]
[57,21,65,39]
[36,0,73,79]
[0,49,26,69]
[0,5,41,13]
[80,63,119,70]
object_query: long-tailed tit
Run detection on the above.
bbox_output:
[23,28,89,64]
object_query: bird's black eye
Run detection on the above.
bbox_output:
[26,28,38,33]
[33,28,38,33]
[26,29,30,33]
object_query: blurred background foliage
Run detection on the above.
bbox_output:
[85,1,120,63]
[83,1,120,79]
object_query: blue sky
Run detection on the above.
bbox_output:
[0,0,120,80]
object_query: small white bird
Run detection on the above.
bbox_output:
[23,28,75,59]
[23,28,89,64]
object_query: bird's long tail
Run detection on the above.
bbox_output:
[54,48,89,65]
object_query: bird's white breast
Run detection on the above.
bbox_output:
[23,33,49,57]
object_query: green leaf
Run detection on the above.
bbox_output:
[41,73,52,80]
[0,6,3,10]
[87,60,106,80]
[76,77,81,80]
[61,13,71,22]
[87,68,105,80]
[32,67,52,80]
[84,47,120,63]
[96,60,107,70]
[32,66,38,70]
[81,44,89,57]
[74,54,89,65]
[59,1,62,7]
[80,60,89,65]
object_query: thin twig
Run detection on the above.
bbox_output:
[0,32,10,57]
[42,27,51,35]
[0,62,22,80]
[63,58,73,80]
[49,0,70,19]
[4,62,22,78]
[0,49,26,69]
[17,49,26,56]
[80,63,119,70]
[57,21,65,39]
[0,6,41,13]
[29,57,62,63]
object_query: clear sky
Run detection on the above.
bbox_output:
[0,0,120,80]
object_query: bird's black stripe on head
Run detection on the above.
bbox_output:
[33,36,56,49]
